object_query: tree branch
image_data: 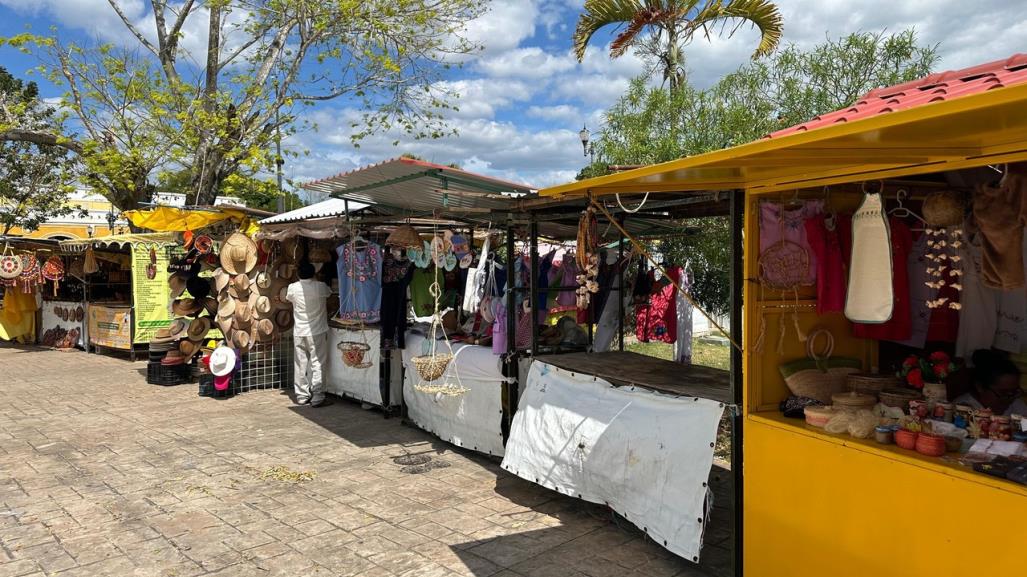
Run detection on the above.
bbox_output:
[106,0,160,57]
[0,130,83,154]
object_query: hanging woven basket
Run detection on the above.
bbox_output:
[338,341,372,369]
[922,191,965,228]
[386,224,422,249]
[412,353,453,382]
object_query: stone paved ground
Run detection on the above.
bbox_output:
[0,344,733,577]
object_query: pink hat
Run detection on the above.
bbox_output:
[213,373,231,391]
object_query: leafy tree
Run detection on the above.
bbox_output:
[588,29,939,316]
[573,0,783,91]
[1,0,486,210]
[0,67,80,235]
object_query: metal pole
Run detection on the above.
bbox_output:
[275,108,285,213]
[618,213,625,352]
[729,189,745,577]
[529,214,539,355]
[505,223,519,433]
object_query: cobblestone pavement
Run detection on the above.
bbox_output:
[0,345,733,577]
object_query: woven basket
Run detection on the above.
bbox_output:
[412,353,453,382]
[338,341,372,369]
[879,387,923,408]
[831,391,877,413]
[779,329,862,404]
[847,372,901,397]
[922,191,965,228]
[386,224,422,249]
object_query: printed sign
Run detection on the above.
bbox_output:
[89,305,132,350]
[132,244,173,343]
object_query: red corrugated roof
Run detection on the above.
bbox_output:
[769,53,1027,138]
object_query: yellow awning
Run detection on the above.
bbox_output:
[60,232,178,251]
[540,83,1027,197]
[123,206,256,233]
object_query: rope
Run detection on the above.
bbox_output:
[590,198,742,353]
[616,192,650,214]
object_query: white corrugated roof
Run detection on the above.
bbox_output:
[258,198,368,225]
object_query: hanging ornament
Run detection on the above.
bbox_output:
[576,206,600,309]
[922,191,966,309]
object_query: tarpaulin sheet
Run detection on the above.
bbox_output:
[325,327,400,406]
[502,360,724,561]
[402,333,507,457]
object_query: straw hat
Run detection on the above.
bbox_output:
[220,232,258,275]
[228,274,250,299]
[187,317,211,341]
[153,318,189,343]
[274,308,294,332]
[179,339,200,358]
[232,329,251,351]
[216,315,233,339]
[169,273,189,299]
[254,318,274,339]
[212,268,231,293]
[217,297,236,319]
[271,280,291,309]
[254,270,271,290]
[172,298,204,317]
[308,245,332,264]
[208,345,237,377]
[275,261,297,280]
[279,237,299,262]
[235,302,253,324]
[161,350,187,366]
[203,296,218,316]
[386,224,422,249]
[249,293,272,316]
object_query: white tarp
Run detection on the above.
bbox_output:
[502,360,724,562]
[326,327,400,406]
[402,333,507,457]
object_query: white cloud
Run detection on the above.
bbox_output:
[526,104,580,123]
[461,0,539,56]
[476,46,576,79]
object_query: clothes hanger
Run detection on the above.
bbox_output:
[888,189,927,229]
[822,185,837,232]
[784,189,804,210]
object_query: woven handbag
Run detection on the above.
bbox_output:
[779,329,862,404]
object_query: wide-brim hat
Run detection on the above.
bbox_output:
[161,350,187,366]
[187,317,211,341]
[275,261,297,280]
[203,296,218,316]
[217,297,236,319]
[228,274,250,299]
[232,329,251,351]
[186,275,211,300]
[216,316,233,339]
[279,237,299,262]
[214,373,232,391]
[249,292,271,316]
[308,245,332,264]
[220,232,258,275]
[386,224,423,249]
[152,317,188,343]
[234,302,253,324]
[172,298,204,317]
[274,308,294,332]
[255,318,274,338]
[169,272,189,299]
[212,268,231,293]
[179,339,200,357]
[193,235,214,255]
[209,345,237,377]
[271,280,291,309]
[254,270,271,290]
[459,252,474,269]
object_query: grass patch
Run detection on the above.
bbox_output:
[258,465,316,483]
[625,338,730,371]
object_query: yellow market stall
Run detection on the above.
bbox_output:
[539,55,1027,576]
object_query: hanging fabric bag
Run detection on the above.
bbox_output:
[845,191,894,322]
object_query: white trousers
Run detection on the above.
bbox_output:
[294,332,329,402]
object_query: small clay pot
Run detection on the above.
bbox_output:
[895,429,919,450]
[915,433,946,457]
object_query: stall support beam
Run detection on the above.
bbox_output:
[729,188,745,577]
[506,223,517,357]
[529,214,539,356]
[618,214,626,352]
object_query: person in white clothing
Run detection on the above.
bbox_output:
[953,349,1027,417]
[286,261,333,407]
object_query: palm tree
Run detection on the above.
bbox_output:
[573,0,783,91]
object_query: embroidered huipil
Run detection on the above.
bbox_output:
[635,266,681,344]
[336,242,383,322]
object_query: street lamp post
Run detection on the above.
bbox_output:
[578,124,595,165]
[106,206,118,235]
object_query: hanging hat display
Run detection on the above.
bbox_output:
[193,235,214,255]
[187,317,211,342]
[203,296,218,316]
[179,339,200,358]
[272,281,291,309]
[232,329,251,351]
[275,261,297,280]
[208,345,237,377]
[254,270,271,290]
[234,302,253,325]
[249,293,272,316]
[83,247,99,274]
[217,297,236,319]
[220,232,258,275]
[308,244,332,264]
[153,318,190,343]
[68,258,84,280]
[228,273,250,299]
[386,224,422,249]
[216,315,233,340]
[161,350,187,366]
[186,275,212,301]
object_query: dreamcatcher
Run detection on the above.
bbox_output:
[412,225,466,396]
[337,224,373,369]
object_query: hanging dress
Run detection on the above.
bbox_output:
[635,266,681,344]
[336,242,383,322]
[845,193,894,323]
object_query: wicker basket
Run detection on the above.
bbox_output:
[412,353,453,382]
[879,387,923,408]
[338,341,372,369]
[385,224,423,249]
[922,191,965,228]
[831,391,877,413]
[846,373,901,397]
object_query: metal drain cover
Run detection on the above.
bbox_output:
[400,460,451,474]
[393,454,431,466]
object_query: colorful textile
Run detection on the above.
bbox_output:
[759,200,823,285]
[973,164,1027,289]
[381,251,414,348]
[635,266,681,344]
[804,214,847,314]
[853,218,912,341]
[336,242,383,323]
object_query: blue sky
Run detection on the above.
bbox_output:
[1,0,1026,195]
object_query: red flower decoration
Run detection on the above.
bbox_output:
[902,355,919,368]
[907,368,924,389]
[932,362,949,379]
[929,351,950,364]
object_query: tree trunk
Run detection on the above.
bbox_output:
[666,25,683,93]
[192,3,222,206]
